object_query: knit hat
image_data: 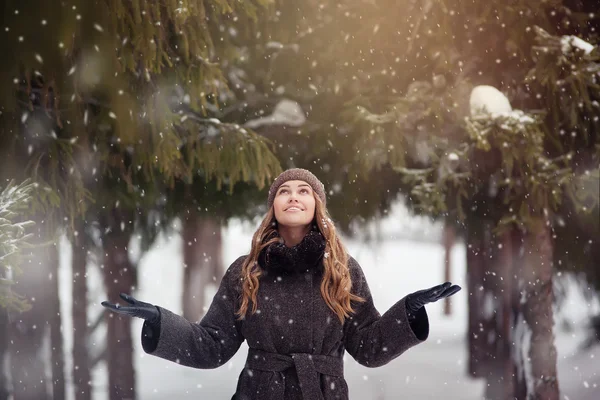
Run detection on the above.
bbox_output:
[267,168,326,209]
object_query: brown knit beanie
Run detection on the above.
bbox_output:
[267,168,326,209]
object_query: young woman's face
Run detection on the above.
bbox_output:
[273,180,316,228]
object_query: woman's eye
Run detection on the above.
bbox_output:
[300,189,309,194]
[278,189,288,194]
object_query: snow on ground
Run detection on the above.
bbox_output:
[57,205,600,399]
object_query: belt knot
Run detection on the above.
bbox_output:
[245,348,343,400]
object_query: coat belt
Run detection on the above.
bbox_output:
[245,348,343,400]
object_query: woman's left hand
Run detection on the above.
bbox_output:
[405,282,461,316]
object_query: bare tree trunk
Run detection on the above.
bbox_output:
[442,223,456,315]
[511,228,528,399]
[48,241,65,400]
[497,230,515,399]
[466,222,522,400]
[520,219,559,400]
[72,233,91,400]
[483,229,517,400]
[103,208,137,400]
[467,218,487,378]
[481,220,504,400]
[0,307,9,400]
[181,214,223,322]
[9,232,52,400]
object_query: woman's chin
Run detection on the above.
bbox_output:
[278,218,312,229]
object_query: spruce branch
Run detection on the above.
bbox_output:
[0,180,37,312]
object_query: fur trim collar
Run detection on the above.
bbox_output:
[258,230,326,274]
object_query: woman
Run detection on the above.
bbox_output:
[102,168,461,400]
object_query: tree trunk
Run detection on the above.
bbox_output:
[483,228,517,400]
[511,229,528,399]
[519,219,559,399]
[481,220,504,400]
[468,222,522,400]
[103,208,137,400]
[48,241,65,400]
[9,227,53,400]
[0,307,9,400]
[497,230,515,399]
[442,223,456,315]
[466,218,487,378]
[181,214,223,322]
[72,233,91,400]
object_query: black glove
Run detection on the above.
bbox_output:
[101,293,161,326]
[405,282,461,320]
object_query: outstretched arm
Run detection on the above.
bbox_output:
[102,256,246,369]
[343,257,460,368]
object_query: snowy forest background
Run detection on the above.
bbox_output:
[0,0,598,399]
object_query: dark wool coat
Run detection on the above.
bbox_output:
[141,231,429,399]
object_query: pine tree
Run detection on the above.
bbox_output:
[336,4,598,399]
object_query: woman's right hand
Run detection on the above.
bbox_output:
[101,293,160,325]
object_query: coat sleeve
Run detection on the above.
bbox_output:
[343,257,429,368]
[140,256,246,369]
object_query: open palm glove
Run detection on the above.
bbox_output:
[101,293,161,326]
[405,282,461,322]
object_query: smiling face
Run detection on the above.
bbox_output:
[273,180,316,229]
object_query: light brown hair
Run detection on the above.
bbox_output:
[236,195,365,323]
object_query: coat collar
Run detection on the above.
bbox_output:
[258,229,326,274]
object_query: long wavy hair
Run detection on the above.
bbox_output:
[236,195,365,323]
